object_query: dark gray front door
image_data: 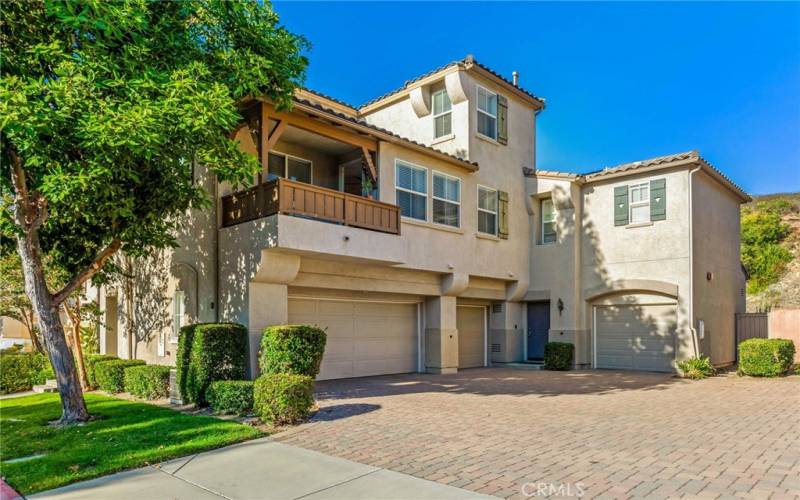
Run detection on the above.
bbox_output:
[527,302,550,360]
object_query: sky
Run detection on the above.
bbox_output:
[273,1,800,195]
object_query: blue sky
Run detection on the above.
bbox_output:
[274,1,800,195]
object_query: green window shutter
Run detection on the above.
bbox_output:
[650,178,666,221]
[498,190,509,239]
[497,95,508,145]
[614,185,629,226]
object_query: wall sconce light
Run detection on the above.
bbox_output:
[557,298,564,316]
[706,272,713,281]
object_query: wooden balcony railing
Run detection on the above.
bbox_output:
[221,178,401,235]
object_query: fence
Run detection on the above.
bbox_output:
[735,313,769,344]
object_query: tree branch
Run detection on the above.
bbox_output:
[52,238,122,306]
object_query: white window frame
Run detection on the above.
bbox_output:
[432,88,452,139]
[541,198,557,244]
[395,159,428,222]
[267,150,314,184]
[477,185,498,236]
[431,170,461,228]
[171,289,185,344]
[476,85,498,141]
[629,182,650,224]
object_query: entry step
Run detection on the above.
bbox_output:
[501,362,544,370]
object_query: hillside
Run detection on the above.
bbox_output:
[742,193,800,311]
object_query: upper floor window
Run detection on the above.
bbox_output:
[396,161,427,221]
[477,86,498,140]
[171,289,185,343]
[541,198,557,244]
[268,151,312,184]
[432,89,452,139]
[629,183,650,223]
[478,186,498,235]
[433,171,460,227]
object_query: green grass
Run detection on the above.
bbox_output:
[0,393,263,494]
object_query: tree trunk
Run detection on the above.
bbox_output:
[68,301,89,391]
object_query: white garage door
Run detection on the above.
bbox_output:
[594,303,677,372]
[457,306,486,368]
[288,298,418,380]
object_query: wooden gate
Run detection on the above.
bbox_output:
[735,313,769,344]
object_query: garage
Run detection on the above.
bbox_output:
[593,303,677,372]
[457,305,487,368]
[288,297,419,380]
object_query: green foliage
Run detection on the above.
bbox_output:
[253,373,314,425]
[677,356,715,379]
[544,342,574,370]
[123,365,171,400]
[741,210,793,294]
[0,353,47,394]
[176,323,248,405]
[35,364,55,385]
[259,325,327,378]
[79,325,100,356]
[84,354,118,389]
[207,380,255,415]
[94,359,145,393]
[738,339,796,377]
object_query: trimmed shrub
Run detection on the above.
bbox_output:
[34,363,55,385]
[253,373,314,425]
[124,365,171,399]
[0,353,47,394]
[259,325,326,378]
[95,359,146,393]
[544,342,574,370]
[207,380,255,415]
[176,323,248,405]
[84,354,119,388]
[678,356,715,379]
[738,339,796,377]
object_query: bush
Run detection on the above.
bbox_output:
[544,342,574,370]
[34,364,55,385]
[84,354,119,388]
[95,359,146,393]
[253,373,314,425]
[738,339,796,377]
[0,353,47,394]
[207,380,254,415]
[124,365,171,399]
[259,325,326,378]
[176,323,248,405]
[678,356,715,379]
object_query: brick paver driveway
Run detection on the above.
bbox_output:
[275,368,800,499]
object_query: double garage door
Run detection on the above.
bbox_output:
[594,303,677,372]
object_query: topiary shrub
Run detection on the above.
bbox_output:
[176,323,248,405]
[738,338,796,377]
[95,359,146,393]
[259,325,326,378]
[253,373,314,425]
[84,354,119,389]
[207,380,255,415]
[544,342,574,370]
[0,353,47,394]
[678,356,715,379]
[124,365,171,399]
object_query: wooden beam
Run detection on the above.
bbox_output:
[261,102,378,151]
[362,147,377,183]
[267,120,287,152]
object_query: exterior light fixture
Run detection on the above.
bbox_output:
[557,298,564,316]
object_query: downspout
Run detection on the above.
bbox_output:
[688,165,702,357]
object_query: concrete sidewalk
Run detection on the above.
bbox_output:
[31,439,495,500]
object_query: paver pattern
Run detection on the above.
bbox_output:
[275,368,800,499]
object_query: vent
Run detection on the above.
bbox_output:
[492,303,503,314]
[491,344,502,353]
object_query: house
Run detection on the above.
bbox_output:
[92,55,750,378]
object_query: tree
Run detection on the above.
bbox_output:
[1,0,308,423]
[0,252,44,353]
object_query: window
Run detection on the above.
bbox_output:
[432,89,452,139]
[541,198,557,244]
[629,182,650,223]
[432,172,460,227]
[477,86,498,139]
[395,161,427,221]
[267,152,312,184]
[478,186,498,235]
[171,290,185,343]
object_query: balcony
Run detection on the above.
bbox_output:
[221,178,401,235]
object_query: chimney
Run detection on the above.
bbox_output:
[512,71,519,87]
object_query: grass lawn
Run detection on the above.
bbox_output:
[0,392,263,495]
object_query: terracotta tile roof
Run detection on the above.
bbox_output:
[298,87,358,113]
[583,150,701,178]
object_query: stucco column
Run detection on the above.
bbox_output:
[490,301,524,363]
[247,282,289,378]
[425,296,458,374]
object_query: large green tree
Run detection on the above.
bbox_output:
[1,0,307,423]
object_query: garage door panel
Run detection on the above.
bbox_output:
[595,303,677,373]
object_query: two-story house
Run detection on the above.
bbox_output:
[93,55,749,378]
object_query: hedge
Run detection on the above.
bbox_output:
[124,365,171,399]
[738,338,796,377]
[544,342,574,370]
[253,373,314,425]
[259,325,326,378]
[207,380,254,415]
[0,353,47,394]
[176,323,248,405]
[84,354,119,388]
[95,359,146,393]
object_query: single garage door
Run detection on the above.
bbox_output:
[594,303,677,372]
[457,306,486,368]
[288,298,418,380]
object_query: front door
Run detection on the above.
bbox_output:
[527,302,550,361]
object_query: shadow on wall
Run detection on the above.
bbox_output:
[117,252,171,358]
